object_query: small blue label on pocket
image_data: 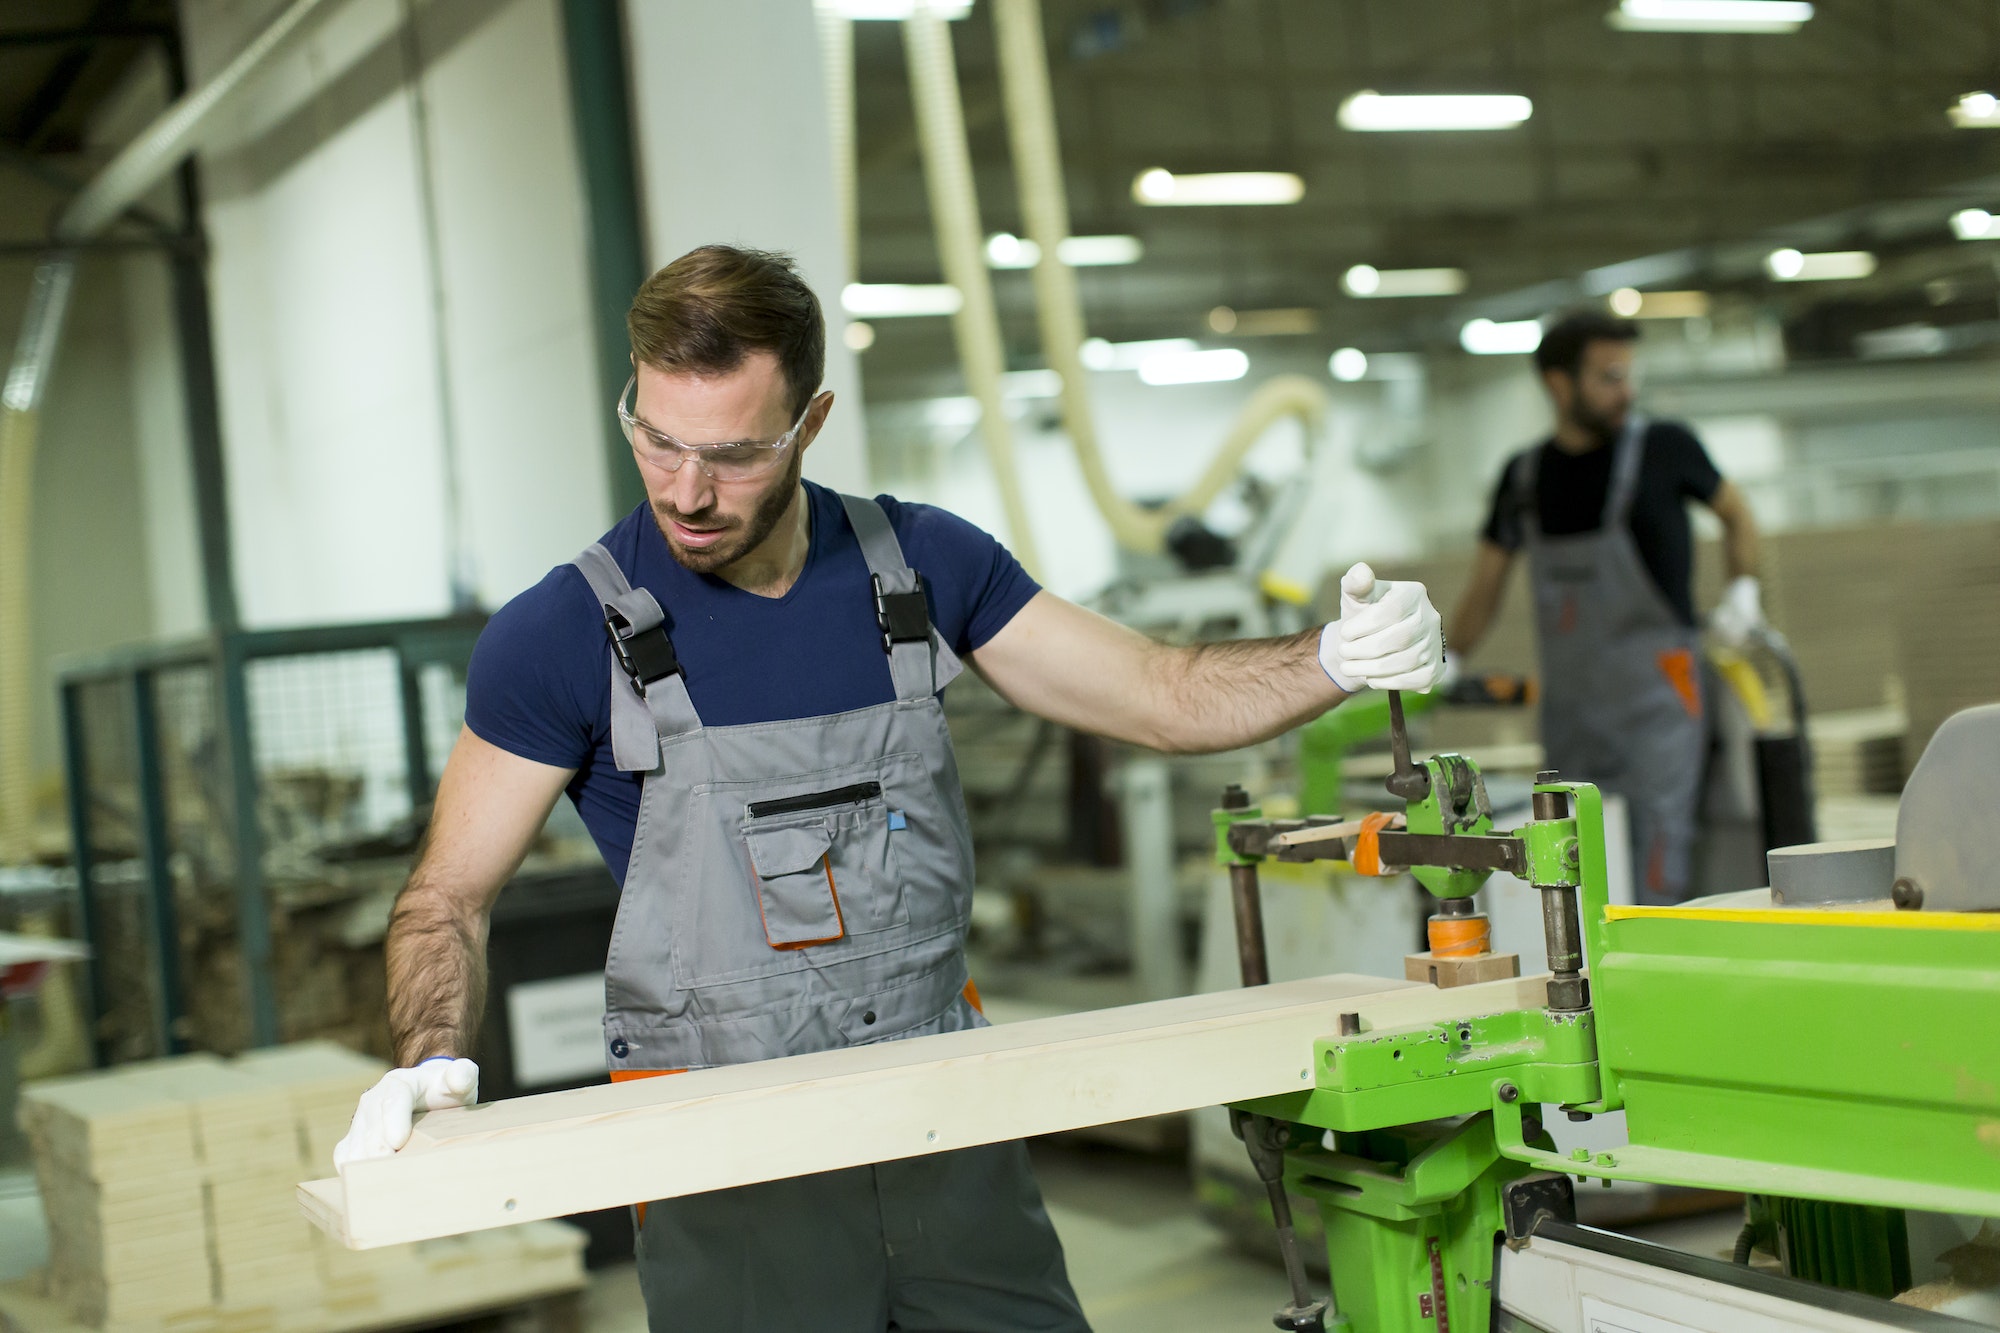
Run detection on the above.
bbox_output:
[888,810,907,831]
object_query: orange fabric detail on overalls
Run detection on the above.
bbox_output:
[1656,647,1702,719]
[609,1068,686,1228]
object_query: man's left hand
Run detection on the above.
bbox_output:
[1709,575,1766,649]
[1319,563,1448,694]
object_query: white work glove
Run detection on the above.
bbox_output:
[1709,575,1766,650]
[1318,563,1447,694]
[332,1056,478,1170]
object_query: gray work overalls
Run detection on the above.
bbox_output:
[570,494,1089,1333]
[1513,417,1706,903]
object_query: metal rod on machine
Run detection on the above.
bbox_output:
[1384,690,1430,803]
[1532,780,1589,1012]
[1218,787,1332,1331]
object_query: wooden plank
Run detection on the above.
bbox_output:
[305,971,1549,1249]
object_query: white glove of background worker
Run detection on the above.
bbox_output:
[1708,575,1766,650]
[1318,563,1447,694]
[331,1056,478,1170]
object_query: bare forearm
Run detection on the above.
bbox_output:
[1446,593,1493,661]
[1724,515,1759,581]
[1141,627,1344,754]
[385,872,490,1066]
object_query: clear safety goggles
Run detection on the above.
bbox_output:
[615,375,820,481]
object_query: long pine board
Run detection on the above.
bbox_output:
[304,972,1548,1248]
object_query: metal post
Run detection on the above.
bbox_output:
[557,0,649,520]
[130,670,186,1055]
[220,643,280,1047]
[1121,756,1180,1000]
[57,681,107,1066]
[397,657,433,807]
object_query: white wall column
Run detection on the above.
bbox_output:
[623,0,869,496]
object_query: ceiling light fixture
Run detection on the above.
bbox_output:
[1342,265,1469,298]
[1079,337,1199,371]
[984,233,1145,268]
[1951,208,1999,240]
[1607,0,1811,33]
[1611,289,1711,319]
[843,321,876,351]
[1132,169,1304,206]
[1338,91,1532,132]
[1460,318,1544,356]
[1329,348,1369,382]
[1949,92,2000,129]
[841,283,963,317]
[1137,347,1250,386]
[1764,249,1876,281]
[822,0,973,19]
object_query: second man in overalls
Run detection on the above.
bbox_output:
[1447,310,1765,904]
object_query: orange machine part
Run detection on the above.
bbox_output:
[1351,811,1397,876]
[1427,913,1492,958]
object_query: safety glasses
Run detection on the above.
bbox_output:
[615,375,819,481]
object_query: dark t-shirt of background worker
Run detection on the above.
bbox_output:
[1481,420,1723,626]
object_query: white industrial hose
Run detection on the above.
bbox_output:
[815,2,859,279]
[902,1,1044,579]
[0,258,76,861]
[990,0,1328,555]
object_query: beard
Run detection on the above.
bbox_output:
[652,449,805,574]
[1573,399,1627,444]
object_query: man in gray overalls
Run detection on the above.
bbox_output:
[334,245,1448,1331]
[1447,310,1765,904]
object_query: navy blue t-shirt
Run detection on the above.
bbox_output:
[465,483,1040,884]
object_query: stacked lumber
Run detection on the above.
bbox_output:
[1894,523,2000,773]
[17,1044,584,1333]
[20,1057,221,1328]
[1808,707,1907,797]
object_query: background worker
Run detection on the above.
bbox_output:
[332,246,1447,1331]
[1447,310,1764,905]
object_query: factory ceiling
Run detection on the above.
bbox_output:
[851,0,2000,384]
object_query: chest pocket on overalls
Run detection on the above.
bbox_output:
[675,753,934,988]
[740,781,907,949]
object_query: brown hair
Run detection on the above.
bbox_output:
[627,245,826,420]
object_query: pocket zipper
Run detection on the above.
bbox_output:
[746,781,884,820]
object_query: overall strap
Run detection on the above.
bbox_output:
[837,494,964,701]
[572,543,701,771]
[1602,415,1650,528]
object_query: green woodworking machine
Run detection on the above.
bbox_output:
[1212,697,2000,1333]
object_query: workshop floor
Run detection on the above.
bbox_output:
[578,1142,1749,1333]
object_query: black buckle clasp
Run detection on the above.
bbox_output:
[604,608,681,697]
[872,573,931,655]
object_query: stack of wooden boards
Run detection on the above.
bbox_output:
[1808,707,1907,798]
[12,1042,584,1333]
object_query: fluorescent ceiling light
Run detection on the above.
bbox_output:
[1058,234,1144,266]
[1137,347,1250,386]
[1338,91,1531,133]
[1460,318,1544,355]
[1950,92,2000,129]
[1132,169,1303,206]
[1208,306,1317,336]
[1951,208,1999,240]
[1079,336,1198,371]
[1607,0,1811,33]
[1342,264,1469,298]
[1000,369,1062,399]
[822,0,973,18]
[841,283,962,317]
[1329,348,1369,382]
[984,233,1145,268]
[1609,289,1710,319]
[1855,323,1948,360]
[1764,249,1876,281]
